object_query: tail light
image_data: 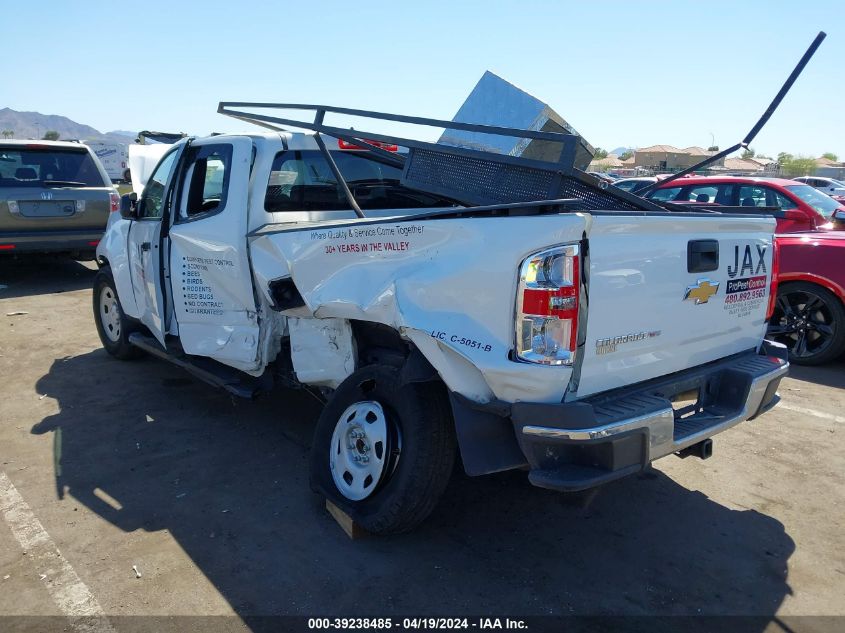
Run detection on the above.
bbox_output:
[766,238,780,320]
[515,244,580,365]
[0,244,15,251]
[338,139,399,152]
[109,191,120,213]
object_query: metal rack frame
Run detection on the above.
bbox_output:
[217,101,666,216]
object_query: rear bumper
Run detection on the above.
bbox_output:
[511,342,788,492]
[0,230,103,254]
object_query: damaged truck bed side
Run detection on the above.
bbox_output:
[93,99,790,534]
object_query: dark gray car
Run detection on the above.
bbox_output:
[0,140,116,257]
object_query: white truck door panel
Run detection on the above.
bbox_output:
[168,137,260,371]
[128,220,165,335]
[574,215,776,398]
[127,148,182,345]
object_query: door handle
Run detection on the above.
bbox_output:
[141,242,151,252]
[688,239,719,273]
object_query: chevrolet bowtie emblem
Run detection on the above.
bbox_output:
[684,279,720,304]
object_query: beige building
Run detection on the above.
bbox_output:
[633,145,724,172]
[587,153,624,172]
[722,157,765,175]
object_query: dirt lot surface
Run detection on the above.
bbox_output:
[1,257,843,630]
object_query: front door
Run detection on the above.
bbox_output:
[166,137,260,372]
[127,147,181,345]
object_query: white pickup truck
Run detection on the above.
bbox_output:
[92,104,788,534]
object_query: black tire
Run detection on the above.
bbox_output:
[310,364,456,535]
[767,281,845,365]
[93,267,143,360]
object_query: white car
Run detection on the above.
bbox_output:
[793,176,845,199]
[92,105,787,534]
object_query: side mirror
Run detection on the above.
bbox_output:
[833,209,845,222]
[119,192,138,220]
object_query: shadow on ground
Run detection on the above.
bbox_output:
[0,255,96,299]
[787,357,845,390]
[31,350,795,620]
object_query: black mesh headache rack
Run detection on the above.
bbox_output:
[218,31,824,220]
[216,101,666,218]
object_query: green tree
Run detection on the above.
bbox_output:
[822,152,839,162]
[42,130,60,141]
[780,155,818,177]
[1,129,13,139]
[619,150,633,161]
[741,147,756,159]
[707,145,719,152]
[777,152,794,165]
[593,148,608,160]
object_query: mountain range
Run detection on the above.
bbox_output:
[0,108,134,143]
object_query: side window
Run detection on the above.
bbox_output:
[770,189,798,210]
[180,144,232,218]
[681,185,719,204]
[648,186,682,202]
[738,185,767,208]
[264,150,455,212]
[140,150,179,219]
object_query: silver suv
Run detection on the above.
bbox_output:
[0,140,116,258]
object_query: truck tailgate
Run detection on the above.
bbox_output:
[574,214,776,398]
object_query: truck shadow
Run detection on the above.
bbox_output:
[32,351,795,620]
[0,255,97,299]
[787,357,845,390]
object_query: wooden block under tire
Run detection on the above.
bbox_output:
[325,499,368,540]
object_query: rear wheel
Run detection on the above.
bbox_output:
[767,282,845,365]
[93,267,143,360]
[310,364,456,534]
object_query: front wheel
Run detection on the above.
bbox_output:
[767,281,845,365]
[93,267,143,360]
[310,364,456,535]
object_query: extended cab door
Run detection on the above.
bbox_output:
[167,137,260,372]
[127,147,182,344]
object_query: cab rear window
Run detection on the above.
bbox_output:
[264,150,456,212]
[0,146,106,188]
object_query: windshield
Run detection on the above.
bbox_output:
[785,185,842,215]
[0,146,106,188]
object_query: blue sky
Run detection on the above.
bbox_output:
[4,1,843,158]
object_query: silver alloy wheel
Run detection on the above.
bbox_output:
[329,401,393,501]
[99,285,121,342]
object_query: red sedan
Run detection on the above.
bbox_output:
[646,176,845,233]
[768,230,845,364]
